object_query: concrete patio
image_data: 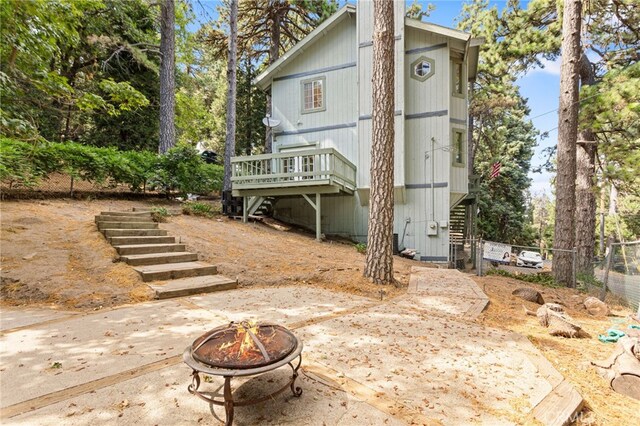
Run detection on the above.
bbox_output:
[0,268,582,425]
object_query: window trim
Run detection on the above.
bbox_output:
[410,56,435,82]
[300,76,326,114]
[451,60,465,98]
[451,128,466,167]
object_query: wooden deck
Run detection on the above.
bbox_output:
[231,148,356,197]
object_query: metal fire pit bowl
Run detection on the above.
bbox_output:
[183,321,303,425]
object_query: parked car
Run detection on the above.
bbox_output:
[517,251,543,269]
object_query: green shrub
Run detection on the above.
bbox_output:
[355,243,367,254]
[149,145,223,197]
[182,201,216,218]
[0,138,221,196]
[150,206,169,223]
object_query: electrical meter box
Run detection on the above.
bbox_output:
[427,221,438,236]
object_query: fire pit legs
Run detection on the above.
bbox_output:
[186,353,303,425]
[289,354,303,397]
[223,377,234,426]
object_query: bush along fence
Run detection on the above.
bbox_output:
[0,138,223,198]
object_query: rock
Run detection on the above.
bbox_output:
[22,252,37,260]
[584,296,610,317]
[512,287,545,304]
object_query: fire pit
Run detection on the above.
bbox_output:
[183,321,303,425]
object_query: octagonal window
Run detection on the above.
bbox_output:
[410,57,435,81]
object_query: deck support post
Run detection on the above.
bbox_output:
[302,193,322,241]
[242,196,248,223]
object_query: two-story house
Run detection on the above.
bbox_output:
[231,2,482,263]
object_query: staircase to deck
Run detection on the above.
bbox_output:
[96,211,236,299]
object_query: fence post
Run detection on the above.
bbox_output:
[478,239,483,277]
[572,247,577,288]
[599,241,614,301]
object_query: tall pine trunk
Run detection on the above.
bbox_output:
[575,53,597,277]
[264,11,282,154]
[364,0,395,284]
[223,0,238,192]
[553,0,582,287]
[158,0,176,154]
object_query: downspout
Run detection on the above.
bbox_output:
[431,136,435,221]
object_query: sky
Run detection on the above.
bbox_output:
[188,0,560,197]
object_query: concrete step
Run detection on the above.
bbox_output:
[97,221,159,230]
[133,261,217,282]
[95,215,155,224]
[148,275,237,299]
[109,236,176,245]
[103,229,168,237]
[121,251,198,266]
[99,211,151,217]
[114,243,186,255]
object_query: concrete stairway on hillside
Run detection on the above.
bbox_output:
[96,210,237,299]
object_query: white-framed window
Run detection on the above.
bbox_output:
[452,61,464,97]
[301,77,325,113]
[452,129,465,166]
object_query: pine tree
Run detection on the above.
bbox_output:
[158,0,176,154]
[553,0,582,287]
[364,0,394,285]
[223,0,238,192]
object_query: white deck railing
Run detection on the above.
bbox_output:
[231,148,356,192]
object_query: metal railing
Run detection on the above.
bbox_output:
[231,148,357,192]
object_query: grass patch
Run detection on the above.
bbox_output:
[182,201,217,218]
[485,268,563,288]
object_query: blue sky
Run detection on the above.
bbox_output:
[189,0,560,196]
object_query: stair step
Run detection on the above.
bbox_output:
[95,215,155,223]
[114,243,186,255]
[133,261,218,282]
[98,221,158,230]
[103,229,168,237]
[99,211,152,217]
[148,275,237,299]
[121,251,198,266]
[109,236,176,245]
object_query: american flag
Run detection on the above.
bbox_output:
[490,162,501,179]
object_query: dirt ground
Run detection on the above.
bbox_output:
[0,199,412,309]
[1,198,639,424]
[473,275,640,425]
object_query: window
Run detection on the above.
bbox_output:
[410,56,435,81]
[452,130,465,166]
[301,77,325,113]
[452,61,464,97]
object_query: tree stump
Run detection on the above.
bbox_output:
[592,337,640,400]
[524,303,583,338]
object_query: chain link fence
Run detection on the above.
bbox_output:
[593,241,640,314]
[450,238,575,286]
[1,173,163,199]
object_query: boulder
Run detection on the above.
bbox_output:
[584,296,610,317]
[512,287,545,304]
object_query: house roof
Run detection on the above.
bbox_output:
[404,18,471,42]
[254,5,483,88]
[253,4,356,90]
